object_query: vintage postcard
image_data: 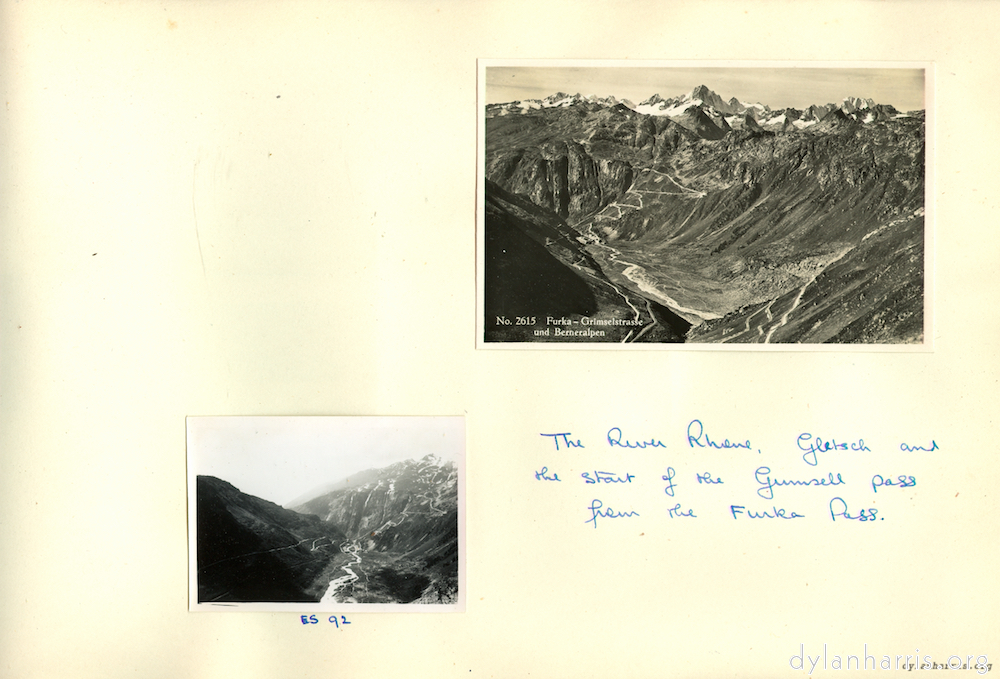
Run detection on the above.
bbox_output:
[187,416,465,612]
[478,61,931,348]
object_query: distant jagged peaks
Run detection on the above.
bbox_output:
[822,107,852,123]
[487,91,636,116]
[637,92,668,107]
[487,84,915,136]
[580,93,636,108]
[637,86,895,120]
[417,452,449,469]
[841,95,876,113]
[636,85,767,118]
[804,103,836,121]
[690,84,739,114]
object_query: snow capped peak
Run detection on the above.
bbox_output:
[841,96,876,113]
[420,452,444,467]
[528,92,632,109]
[688,84,716,105]
[489,86,908,130]
[541,94,576,108]
[634,86,771,118]
[639,93,668,106]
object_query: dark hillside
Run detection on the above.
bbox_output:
[196,476,345,603]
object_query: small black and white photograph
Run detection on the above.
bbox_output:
[479,61,929,346]
[187,416,464,611]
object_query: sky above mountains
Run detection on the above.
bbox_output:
[189,417,464,506]
[485,65,926,111]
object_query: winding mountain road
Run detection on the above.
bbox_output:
[563,165,720,335]
[763,247,852,344]
[199,536,321,572]
[570,166,705,233]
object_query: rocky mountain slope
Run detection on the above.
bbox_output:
[293,454,459,604]
[484,85,925,343]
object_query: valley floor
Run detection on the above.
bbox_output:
[308,543,455,604]
[485,165,924,345]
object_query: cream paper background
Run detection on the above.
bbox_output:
[0,1,997,677]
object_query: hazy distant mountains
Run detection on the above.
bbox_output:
[486,84,913,133]
[196,454,459,604]
[484,84,925,343]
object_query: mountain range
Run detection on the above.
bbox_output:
[486,85,906,132]
[196,453,459,604]
[484,84,925,343]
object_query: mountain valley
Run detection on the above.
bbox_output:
[484,84,926,344]
[196,454,459,605]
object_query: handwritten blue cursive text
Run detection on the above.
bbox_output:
[730,505,805,519]
[607,427,666,449]
[687,419,752,451]
[581,470,635,484]
[662,467,677,496]
[871,474,915,492]
[534,467,561,481]
[584,499,639,528]
[667,502,696,518]
[540,432,585,451]
[900,440,939,452]
[755,466,845,500]
[797,433,870,466]
[829,497,882,522]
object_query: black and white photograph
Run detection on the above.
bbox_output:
[479,61,930,346]
[187,417,464,611]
